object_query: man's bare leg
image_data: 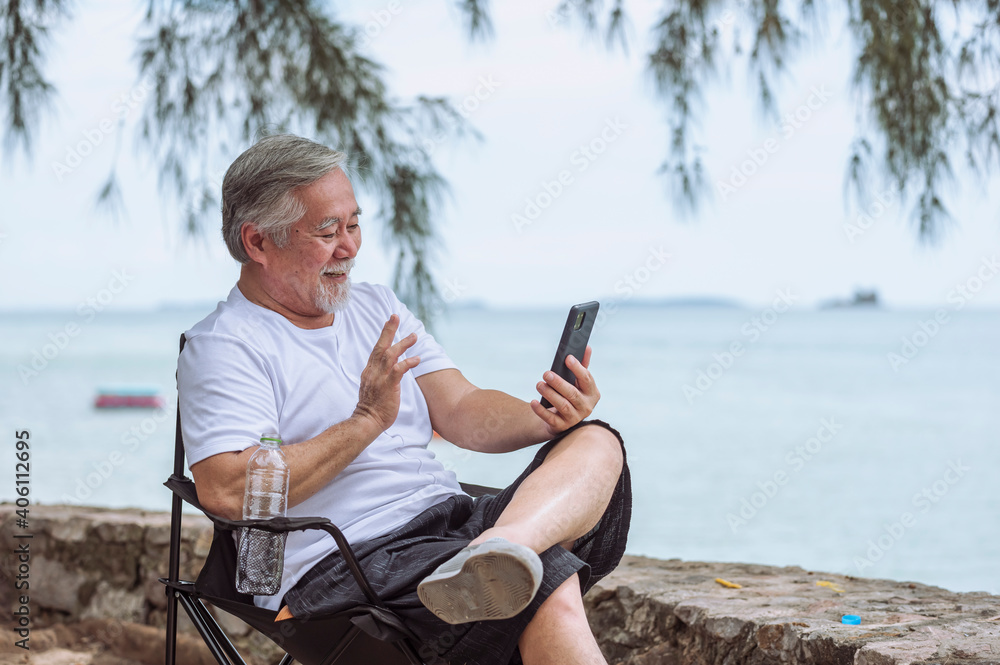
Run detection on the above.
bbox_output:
[469,423,623,552]
[466,424,621,665]
[517,573,606,664]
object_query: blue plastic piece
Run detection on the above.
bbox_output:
[842,614,861,625]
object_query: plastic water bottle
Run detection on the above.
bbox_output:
[235,434,289,595]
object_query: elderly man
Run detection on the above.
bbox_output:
[177,134,630,665]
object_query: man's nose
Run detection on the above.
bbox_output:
[335,233,358,258]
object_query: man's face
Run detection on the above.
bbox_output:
[263,169,362,318]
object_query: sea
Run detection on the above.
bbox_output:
[1,303,997,595]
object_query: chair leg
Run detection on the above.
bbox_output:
[318,625,363,665]
[165,400,188,665]
[177,592,247,665]
[164,588,179,665]
[199,600,252,665]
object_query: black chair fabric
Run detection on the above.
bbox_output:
[163,474,423,665]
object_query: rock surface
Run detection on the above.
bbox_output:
[584,557,1000,664]
[2,504,999,664]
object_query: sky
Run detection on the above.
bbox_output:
[1,1,999,312]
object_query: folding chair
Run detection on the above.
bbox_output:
[161,334,498,665]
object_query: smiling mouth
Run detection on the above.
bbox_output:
[322,258,355,279]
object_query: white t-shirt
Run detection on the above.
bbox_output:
[177,282,465,609]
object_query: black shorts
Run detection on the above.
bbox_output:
[284,419,631,665]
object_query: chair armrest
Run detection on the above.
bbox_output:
[165,474,332,533]
[220,514,333,533]
[165,473,384,608]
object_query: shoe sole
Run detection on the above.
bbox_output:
[417,546,540,624]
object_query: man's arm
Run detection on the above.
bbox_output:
[416,347,600,453]
[190,315,419,520]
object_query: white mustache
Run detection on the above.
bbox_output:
[321,258,355,275]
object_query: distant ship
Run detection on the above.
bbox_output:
[820,289,880,309]
[94,386,166,409]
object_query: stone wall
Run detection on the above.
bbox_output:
[1,504,999,664]
[584,557,1000,664]
[0,505,211,627]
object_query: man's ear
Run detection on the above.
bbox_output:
[242,224,270,267]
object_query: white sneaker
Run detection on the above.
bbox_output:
[416,537,543,625]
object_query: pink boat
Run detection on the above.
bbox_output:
[94,386,166,409]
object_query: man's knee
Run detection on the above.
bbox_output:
[570,423,623,479]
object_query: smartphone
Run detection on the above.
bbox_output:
[540,301,600,409]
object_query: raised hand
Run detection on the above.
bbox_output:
[353,315,420,433]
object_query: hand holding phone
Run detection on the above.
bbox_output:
[539,301,599,409]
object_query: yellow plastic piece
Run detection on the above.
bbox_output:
[816,580,845,593]
[715,578,742,589]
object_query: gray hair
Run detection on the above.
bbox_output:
[221,134,348,263]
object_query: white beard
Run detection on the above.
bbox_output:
[315,276,352,313]
[314,258,355,313]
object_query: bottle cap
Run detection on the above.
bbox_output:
[841,614,861,625]
[260,434,282,445]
